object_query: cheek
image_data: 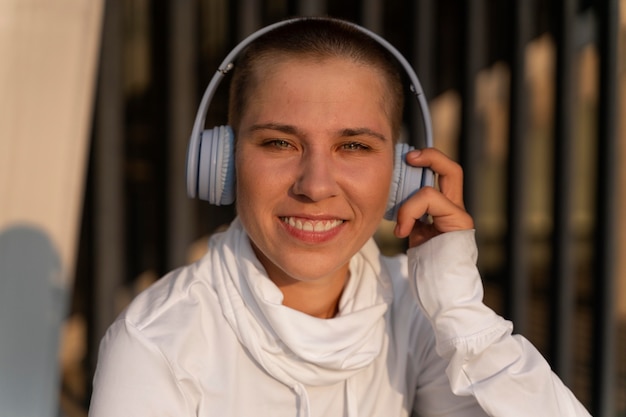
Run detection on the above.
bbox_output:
[234,167,264,238]
[343,160,393,218]
[376,160,394,204]
[234,150,254,211]
[363,159,393,197]
[234,148,284,211]
[235,168,260,215]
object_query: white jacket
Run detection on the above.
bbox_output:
[89,219,590,417]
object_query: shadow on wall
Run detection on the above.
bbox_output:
[0,224,66,417]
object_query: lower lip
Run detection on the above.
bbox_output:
[279,218,345,244]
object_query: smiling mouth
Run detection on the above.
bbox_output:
[280,217,345,232]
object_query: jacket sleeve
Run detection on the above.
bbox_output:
[408,230,591,417]
[88,318,193,417]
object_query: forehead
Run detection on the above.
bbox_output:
[244,55,395,123]
[257,55,385,91]
[246,57,388,112]
[252,52,389,87]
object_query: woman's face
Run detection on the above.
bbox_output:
[235,56,394,286]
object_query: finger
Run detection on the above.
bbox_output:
[405,148,465,209]
[394,186,474,238]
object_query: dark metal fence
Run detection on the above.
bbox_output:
[76,0,623,415]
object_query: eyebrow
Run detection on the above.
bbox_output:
[247,123,388,142]
[339,127,387,142]
[247,123,300,136]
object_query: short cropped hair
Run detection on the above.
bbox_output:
[227,17,405,141]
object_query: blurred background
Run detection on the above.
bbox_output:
[1,0,624,416]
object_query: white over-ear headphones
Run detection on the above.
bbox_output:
[186,17,434,221]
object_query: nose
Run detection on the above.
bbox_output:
[291,149,340,202]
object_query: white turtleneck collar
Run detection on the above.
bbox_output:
[210,218,393,417]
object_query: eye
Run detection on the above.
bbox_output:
[263,139,293,149]
[341,142,370,151]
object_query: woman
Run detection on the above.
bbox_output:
[89,17,590,417]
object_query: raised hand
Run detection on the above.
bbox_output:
[393,148,474,247]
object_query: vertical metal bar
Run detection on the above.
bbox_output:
[413,0,434,99]
[411,0,434,149]
[297,0,326,16]
[238,0,262,39]
[361,0,384,34]
[459,0,487,222]
[505,0,532,338]
[591,1,618,415]
[168,0,197,269]
[93,0,125,360]
[549,0,576,384]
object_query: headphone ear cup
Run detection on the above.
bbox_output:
[385,143,426,221]
[196,125,236,205]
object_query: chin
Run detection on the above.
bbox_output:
[261,249,352,285]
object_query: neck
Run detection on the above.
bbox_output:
[279,277,347,318]
[253,250,349,319]
[265,263,350,319]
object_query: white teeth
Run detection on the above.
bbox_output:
[282,217,343,232]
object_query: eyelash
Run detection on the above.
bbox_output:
[263,139,292,149]
[261,139,371,152]
[341,142,370,151]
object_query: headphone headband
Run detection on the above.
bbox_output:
[191,17,432,144]
[187,17,435,215]
[187,18,433,198]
